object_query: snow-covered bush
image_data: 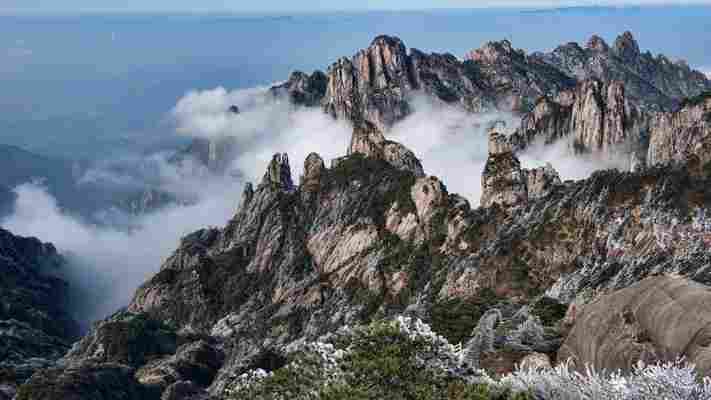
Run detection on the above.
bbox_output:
[497,359,711,400]
[226,316,711,400]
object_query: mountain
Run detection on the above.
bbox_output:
[0,145,81,214]
[0,228,80,398]
[0,144,196,221]
[11,32,711,399]
[275,31,709,134]
[0,145,145,220]
[0,186,16,218]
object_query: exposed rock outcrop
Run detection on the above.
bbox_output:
[19,311,223,400]
[539,31,711,110]
[510,78,644,160]
[323,36,413,133]
[481,130,529,208]
[559,275,711,375]
[278,31,710,138]
[348,123,425,177]
[647,93,711,167]
[465,39,577,112]
[269,70,328,107]
[16,361,151,400]
[261,153,294,189]
[481,126,561,208]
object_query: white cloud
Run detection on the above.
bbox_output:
[171,86,353,183]
[2,176,239,328]
[389,95,518,206]
[519,135,631,180]
[1,85,353,327]
[1,83,635,329]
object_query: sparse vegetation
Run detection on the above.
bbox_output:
[430,289,502,344]
[226,318,531,400]
[530,297,568,327]
[679,91,711,109]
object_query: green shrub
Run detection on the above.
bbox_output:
[430,289,501,344]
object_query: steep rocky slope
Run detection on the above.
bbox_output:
[0,228,80,398]
[22,120,711,398]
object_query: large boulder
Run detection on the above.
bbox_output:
[559,275,711,375]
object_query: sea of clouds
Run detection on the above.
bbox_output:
[1,85,629,327]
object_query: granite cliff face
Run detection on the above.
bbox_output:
[0,229,80,398]
[647,94,711,167]
[509,78,645,161]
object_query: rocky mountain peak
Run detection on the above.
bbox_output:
[261,153,294,189]
[585,34,610,53]
[348,122,425,177]
[269,70,328,107]
[467,39,523,65]
[482,121,562,208]
[487,123,514,155]
[613,30,640,62]
[481,123,527,208]
[302,152,326,192]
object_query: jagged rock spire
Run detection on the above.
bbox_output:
[347,122,425,177]
[241,182,254,207]
[613,31,640,62]
[262,153,294,189]
[323,35,412,133]
[481,122,560,208]
[481,124,527,208]
[487,122,514,155]
[302,152,325,192]
[586,35,610,53]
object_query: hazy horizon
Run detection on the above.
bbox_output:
[3,1,711,15]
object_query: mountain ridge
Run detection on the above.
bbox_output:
[8,31,711,400]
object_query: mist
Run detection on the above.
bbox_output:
[0,84,632,328]
[0,85,353,328]
[389,96,517,205]
[2,178,239,329]
[388,96,628,206]
[519,137,631,181]
[172,86,353,181]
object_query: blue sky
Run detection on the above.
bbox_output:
[2,0,711,13]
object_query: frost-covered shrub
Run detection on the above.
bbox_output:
[226,317,711,400]
[497,359,711,400]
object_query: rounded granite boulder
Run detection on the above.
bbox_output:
[559,275,711,375]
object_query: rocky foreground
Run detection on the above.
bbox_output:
[4,32,711,399]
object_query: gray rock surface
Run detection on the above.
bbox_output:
[559,275,711,375]
[270,70,328,107]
